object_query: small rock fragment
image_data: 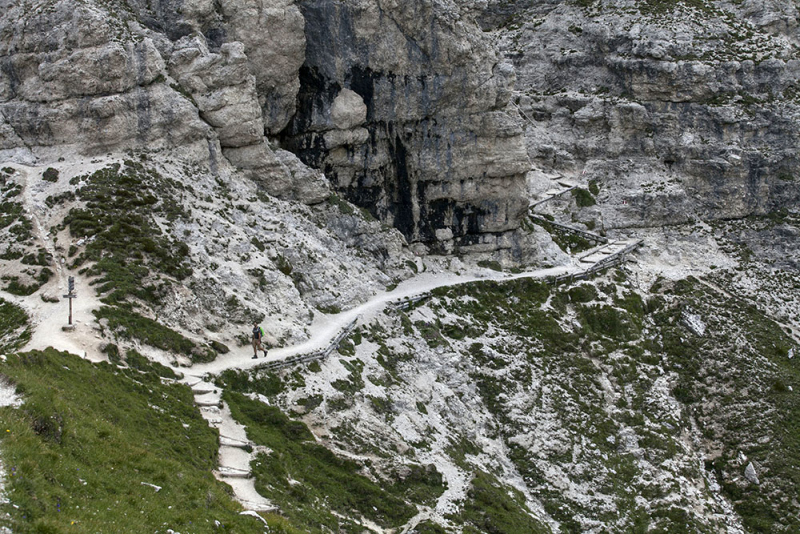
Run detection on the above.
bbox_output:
[744,462,759,485]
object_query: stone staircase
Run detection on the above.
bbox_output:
[530,173,643,284]
[184,377,276,513]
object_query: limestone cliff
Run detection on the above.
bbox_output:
[0,0,532,257]
[482,0,800,229]
[279,0,531,255]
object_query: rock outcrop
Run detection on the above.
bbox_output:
[217,0,306,134]
[0,0,319,202]
[279,0,531,254]
[0,0,209,161]
[167,36,328,201]
[483,0,800,228]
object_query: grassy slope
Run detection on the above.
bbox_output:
[0,349,263,533]
[451,470,551,534]
[0,298,31,353]
[223,388,445,533]
[662,278,800,531]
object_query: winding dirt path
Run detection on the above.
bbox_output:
[183,265,579,380]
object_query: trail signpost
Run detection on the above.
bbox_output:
[63,276,76,331]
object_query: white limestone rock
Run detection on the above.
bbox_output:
[744,462,760,485]
[331,89,367,130]
[219,0,306,134]
[486,0,800,229]
[169,38,264,149]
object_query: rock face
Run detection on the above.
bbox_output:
[279,0,531,254]
[7,0,795,254]
[482,0,800,228]
[0,0,533,256]
[218,0,306,134]
[167,35,328,201]
[0,0,318,202]
[0,0,209,161]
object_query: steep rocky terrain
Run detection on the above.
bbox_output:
[0,0,532,258]
[482,0,800,229]
[0,0,799,532]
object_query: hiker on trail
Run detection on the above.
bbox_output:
[252,322,268,359]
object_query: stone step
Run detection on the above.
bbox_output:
[240,502,278,513]
[218,466,251,479]
[221,436,253,449]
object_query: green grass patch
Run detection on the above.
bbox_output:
[215,368,284,397]
[3,269,53,296]
[578,304,640,341]
[477,260,503,272]
[411,520,448,533]
[0,177,32,243]
[42,168,59,182]
[448,471,550,533]
[435,277,550,308]
[317,304,342,314]
[20,249,50,267]
[0,349,264,532]
[0,298,31,352]
[62,161,191,307]
[572,187,596,208]
[567,283,598,303]
[415,320,446,348]
[124,349,178,379]
[94,306,215,363]
[274,254,293,277]
[532,218,595,253]
[391,463,446,506]
[326,193,355,216]
[336,338,355,356]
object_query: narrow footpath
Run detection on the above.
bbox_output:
[184,265,577,378]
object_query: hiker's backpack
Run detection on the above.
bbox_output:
[259,326,265,338]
